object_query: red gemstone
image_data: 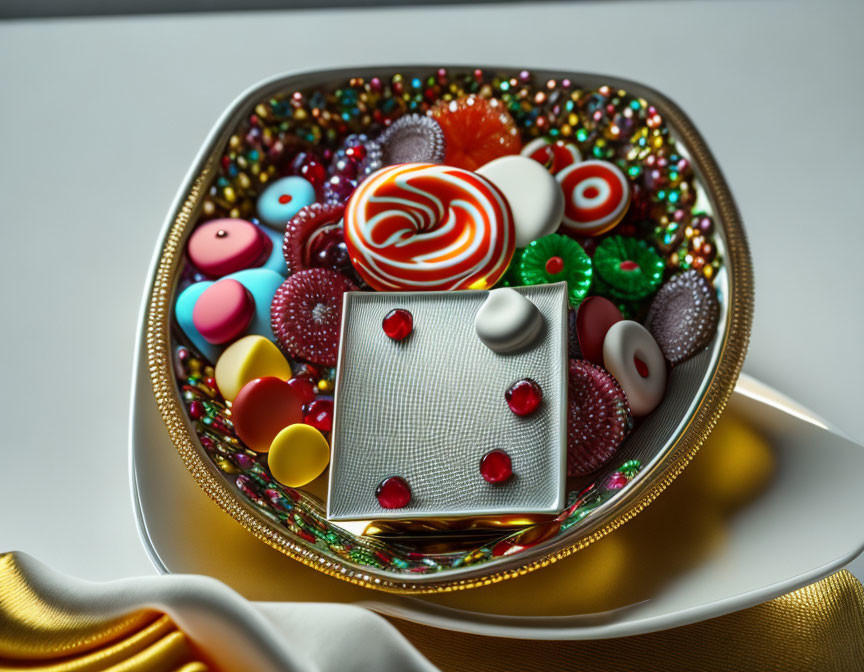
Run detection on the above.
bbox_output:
[286,376,316,404]
[376,476,411,509]
[505,379,543,416]
[299,160,326,187]
[188,400,205,420]
[480,450,512,483]
[304,399,334,432]
[545,255,565,275]
[382,309,413,340]
[619,260,640,271]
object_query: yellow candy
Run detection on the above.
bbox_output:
[268,424,330,488]
[214,335,292,402]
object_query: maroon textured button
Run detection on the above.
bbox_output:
[505,378,542,416]
[382,309,413,340]
[480,450,512,483]
[376,476,411,509]
[575,296,624,365]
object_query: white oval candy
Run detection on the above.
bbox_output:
[602,320,666,417]
[474,288,544,354]
[476,155,564,248]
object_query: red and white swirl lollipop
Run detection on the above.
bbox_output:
[344,163,515,291]
[556,160,631,236]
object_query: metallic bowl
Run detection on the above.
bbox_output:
[145,66,753,593]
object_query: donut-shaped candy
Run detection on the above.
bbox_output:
[602,320,667,417]
[521,137,581,174]
[343,163,515,291]
[556,160,631,236]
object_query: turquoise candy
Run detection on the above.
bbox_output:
[258,224,289,276]
[256,176,316,230]
[229,268,283,340]
[175,281,220,362]
[174,268,284,362]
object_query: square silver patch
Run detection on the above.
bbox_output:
[327,283,568,521]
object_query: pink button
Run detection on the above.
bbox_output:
[192,279,255,344]
[187,219,272,278]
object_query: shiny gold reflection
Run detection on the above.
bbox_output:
[420,407,775,616]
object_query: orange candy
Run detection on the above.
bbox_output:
[431,95,522,171]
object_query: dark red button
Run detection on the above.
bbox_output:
[382,309,413,340]
[505,378,543,416]
[376,476,411,509]
[480,450,512,483]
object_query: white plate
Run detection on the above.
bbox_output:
[131,296,864,639]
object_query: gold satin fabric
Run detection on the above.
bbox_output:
[0,555,211,672]
[2,546,863,671]
[395,569,864,672]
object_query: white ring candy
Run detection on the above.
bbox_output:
[602,320,666,417]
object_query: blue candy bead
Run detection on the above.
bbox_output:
[256,176,316,230]
[258,224,289,276]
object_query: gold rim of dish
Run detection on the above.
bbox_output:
[145,67,753,594]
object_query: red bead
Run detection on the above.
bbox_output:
[376,476,411,509]
[505,379,543,416]
[633,356,650,378]
[545,255,564,275]
[480,450,512,483]
[188,400,205,420]
[286,377,316,404]
[619,260,640,271]
[304,399,334,432]
[299,160,326,187]
[382,309,413,340]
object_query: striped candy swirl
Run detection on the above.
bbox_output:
[344,163,515,291]
[556,160,631,236]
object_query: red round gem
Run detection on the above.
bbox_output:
[505,379,543,416]
[382,309,413,340]
[278,194,293,204]
[544,255,565,275]
[304,399,334,432]
[619,260,640,271]
[480,450,512,483]
[376,476,411,509]
[286,376,316,404]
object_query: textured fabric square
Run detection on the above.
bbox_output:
[328,284,568,520]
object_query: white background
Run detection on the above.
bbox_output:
[1,0,863,588]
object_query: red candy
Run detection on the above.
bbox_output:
[192,279,255,345]
[382,309,413,340]
[505,378,543,416]
[304,398,334,432]
[376,476,412,509]
[231,377,305,453]
[480,450,513,483]
[187,219,272,278]
[567,360,631,476]
[270,268,357,366]
[575,296,624,365]
[431,95,522,171]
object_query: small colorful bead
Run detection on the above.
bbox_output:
[505,378,543,416]
[480,450,513,483]
[382,309,413,341]
[376,476,412,509]
[256,176,316,230]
